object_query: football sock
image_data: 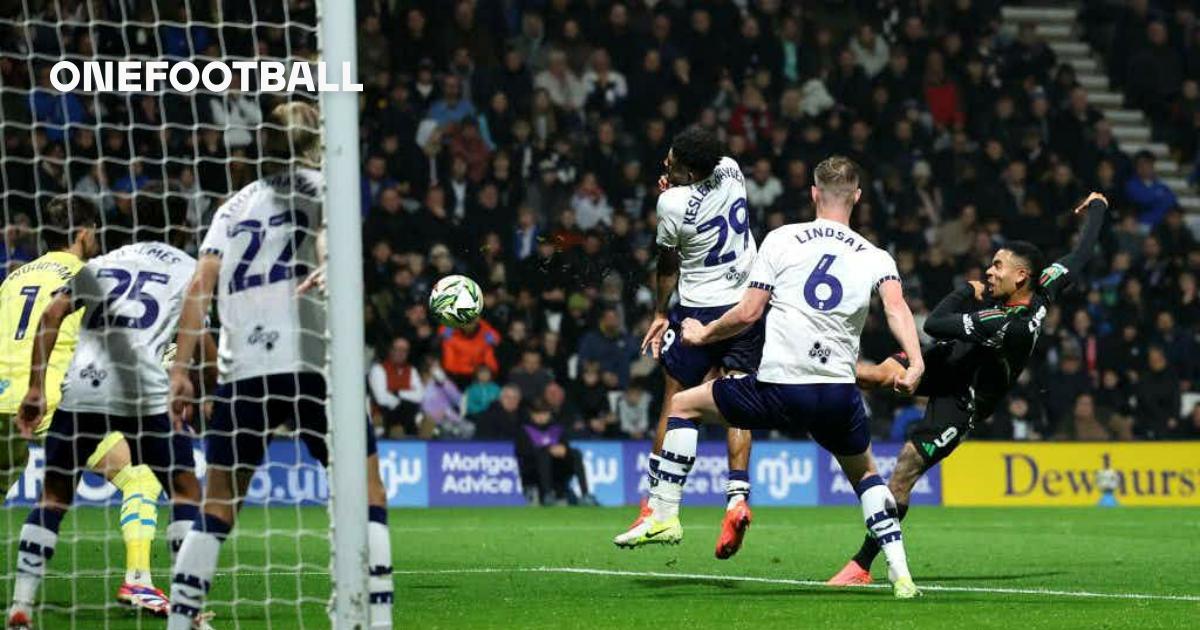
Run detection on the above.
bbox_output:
[852,501,908,570]
[856,475,910,580]
[112,464,162,585]
[168,503,200,564]
[12,507,64,614]
[368,506,394,629]
[647,417,698,520]
[726,469,750,510]
[168,513,229,629]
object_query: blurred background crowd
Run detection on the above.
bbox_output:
[2,0,1199,450]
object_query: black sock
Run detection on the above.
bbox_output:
[851,502,909,570]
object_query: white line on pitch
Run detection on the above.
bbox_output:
[390,566,1200,603]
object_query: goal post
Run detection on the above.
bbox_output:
[317,0,370,626]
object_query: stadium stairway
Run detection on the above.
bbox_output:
[1000,4,1200,227]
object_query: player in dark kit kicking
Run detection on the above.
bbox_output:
[828,192,1109,586]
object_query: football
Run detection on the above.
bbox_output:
[428,274,484,328]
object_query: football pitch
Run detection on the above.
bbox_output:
[2,506,1197,629]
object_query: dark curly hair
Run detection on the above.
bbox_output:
[670,125,723,180]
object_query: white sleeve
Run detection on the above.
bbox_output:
[747,231,779,291]
[368,363,400,409]
[872,249,901,294]
[399,369,424,404]
[198,204,233,258]
[655,192,682,249]
[62,260,104,312]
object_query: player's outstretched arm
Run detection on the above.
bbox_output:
[1041,192,1108,301]
[17,292,74,436]
[879,279,924,394]
[642,245,680,358]
[169,254,220,427]
[681,287,769,346]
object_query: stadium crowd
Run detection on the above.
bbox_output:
[2,0,1199,453]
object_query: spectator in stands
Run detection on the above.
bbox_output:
[985,396,1042,441]
[463,365,501,418]
[1125,151,1179,227]
[535,49,586,113]
[420,358,471,439]
[369,338,425,438]
[475,385,522,440]
[578,307,638,387]
[1135,346,1182,438]
[427,75,476,127]
[746,158,783,215]
[515,399,595,506]
[1126,21,1185,126]
[614,380,650,440]
[508,348,554,404]
[438,318,500,388]
[1044,351,1092,435]
[29,65,86,143]
[362,155,399,215]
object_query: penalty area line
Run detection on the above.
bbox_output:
[391,566,1200,603]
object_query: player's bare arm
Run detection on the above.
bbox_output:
[680,287,769,346]
[641,245,680,358]
[879,279,924,395]
[169,254,220,427]
[16,292,75,437]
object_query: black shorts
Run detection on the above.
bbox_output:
[207,372,378,471]
[662,303,764,387]
[43,409,196,489]
[889,351,974,467]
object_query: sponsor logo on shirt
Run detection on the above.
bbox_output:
[248,325,280,351]
[808,341,831,365]
[80,363,108,387]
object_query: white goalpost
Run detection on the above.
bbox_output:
[317,0,370,626]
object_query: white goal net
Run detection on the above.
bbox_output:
[1,0,369,627]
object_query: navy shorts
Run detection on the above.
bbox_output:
[662,303,765,387]
[207,372,377,471]
[43,410,196,489]
[712,375,871,456]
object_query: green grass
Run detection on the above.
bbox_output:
[2,506,1198,629]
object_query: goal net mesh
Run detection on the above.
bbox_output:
[1,1,338,627]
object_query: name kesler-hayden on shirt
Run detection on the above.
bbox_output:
[655,156,757,308]
[748,218,899,385]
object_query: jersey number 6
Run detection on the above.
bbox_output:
[696,198,750,267]
[803,254,843,311]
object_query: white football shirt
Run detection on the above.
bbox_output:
[59,242,196,416]
[199,167,325,383]
[656,157,758,307]
[748,218,899,384]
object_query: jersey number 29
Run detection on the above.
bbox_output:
[697,198,750,267]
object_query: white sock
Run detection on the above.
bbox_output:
[13,521,59,611]
[725,474,751,511]
[167,520,194,564]
[368,507,394,629]
[858,477,910,580]
[168,516,228,629]
[647,418,698,520]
